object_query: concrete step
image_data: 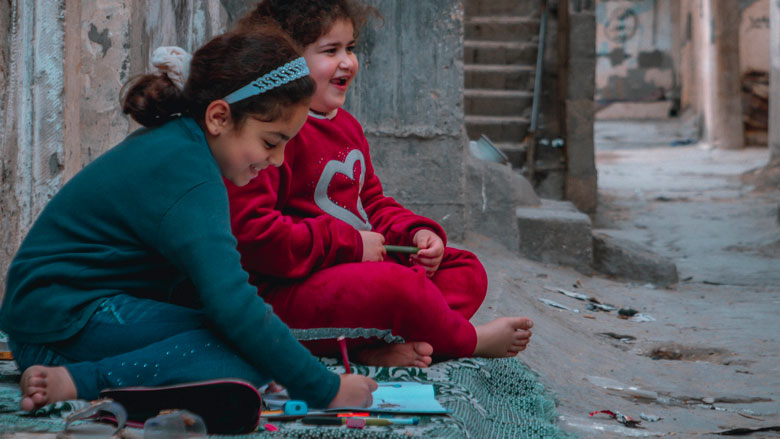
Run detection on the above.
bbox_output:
[465,16,540,42]
[465,89,534,117]
[464,40,539,65]
[464,64,536,90]
[465,115,530,144]
[493,142,527,168]
[465,0,540,18]
[516,199,593,274]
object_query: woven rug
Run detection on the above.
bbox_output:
[0,356,572,438]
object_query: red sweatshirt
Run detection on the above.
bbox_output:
[227,109,446,284]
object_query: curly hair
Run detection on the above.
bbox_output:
[121,25,314,128]
[236,0,381,47]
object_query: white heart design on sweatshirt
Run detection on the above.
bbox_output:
[314,149,372,230]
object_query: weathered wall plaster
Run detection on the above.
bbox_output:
[740,0,770,74]
[345,0,468,238]
[0,1,230,298]
[0,0,471,298]
[595,0,678,102]
[770,0,780,162]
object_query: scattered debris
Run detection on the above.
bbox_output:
[584,376,658,401]
[618,308,638,318]
[544,286,616,312]
[715,426,780,436]
[631,313,656,323]
[599,332,637,343]
[589,410,642,428]
[703,280,725,285]
[639,413,662,422]
[737,412,764,421]
[544,286,589,301]
[538,298,579,313]
[670,138,695,147]
[587,302,617,312]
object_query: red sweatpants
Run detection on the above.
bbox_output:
[260,247,487,359]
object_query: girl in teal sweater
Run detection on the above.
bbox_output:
[0,27,375,411]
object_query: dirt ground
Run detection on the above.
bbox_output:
[468,119,780,438]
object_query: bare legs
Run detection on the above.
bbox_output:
[20,365,77,411]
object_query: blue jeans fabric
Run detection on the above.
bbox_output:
[10,294,269,400]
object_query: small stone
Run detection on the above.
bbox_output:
[702,397,715,404]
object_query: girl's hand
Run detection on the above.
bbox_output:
[359,231,386,262]
[327,374,378,409]
[411,229,445,277]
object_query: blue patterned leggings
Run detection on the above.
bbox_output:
[10,294,269,400]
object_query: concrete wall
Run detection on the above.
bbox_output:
[564,0,598,214]
[0,0,470,298]
[679,0,702,116]
[345,0,468,240]
[0,1,229,299]
[740,0,770,74]
[771,0,780,163]
[678,0,744,149]
[594,0,679,103]
[740,0,770,146]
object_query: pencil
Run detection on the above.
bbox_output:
[337,335,351,374]
[384,245,420,254]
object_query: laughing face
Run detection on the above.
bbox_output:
[302,19,358,115]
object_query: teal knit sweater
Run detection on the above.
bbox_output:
[0,117,339,407]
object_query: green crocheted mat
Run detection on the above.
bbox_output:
[0,357,572,438]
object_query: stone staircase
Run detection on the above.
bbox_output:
[464,0,541,168]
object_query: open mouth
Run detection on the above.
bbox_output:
[332,77,349,86]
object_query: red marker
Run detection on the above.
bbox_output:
[338,335,351,374]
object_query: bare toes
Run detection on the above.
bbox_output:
[20,397,35,411]
[413,342,434,356]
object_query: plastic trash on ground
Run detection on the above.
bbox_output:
[584,376,659,401]
[590,409,642,428]
[144,410,206,439]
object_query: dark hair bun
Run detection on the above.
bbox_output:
[122,73,186,127]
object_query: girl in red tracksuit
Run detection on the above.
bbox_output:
[227,0,533,367]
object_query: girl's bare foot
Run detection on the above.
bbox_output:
[355,341,434,368]
[20,366,77,411]
[473,317,533,357]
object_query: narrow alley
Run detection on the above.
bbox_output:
[468,117,780,438]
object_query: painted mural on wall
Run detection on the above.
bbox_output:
[739,0,770,145]
[595,0,677,104]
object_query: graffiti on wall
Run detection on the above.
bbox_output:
[595,0,676,103]
[604,6,638,43]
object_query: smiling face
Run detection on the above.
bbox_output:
[207,101,310,186]
[302,19,358,114]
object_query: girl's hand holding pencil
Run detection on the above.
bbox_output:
[328,374,378,409]
[359,231,386,262]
